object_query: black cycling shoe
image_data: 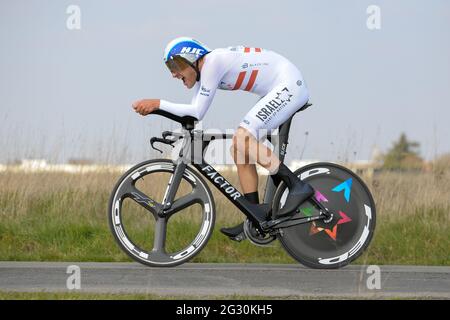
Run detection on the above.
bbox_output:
[277,180,315,217]
[220,222,246,242]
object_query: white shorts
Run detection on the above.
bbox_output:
[239,75,309,140]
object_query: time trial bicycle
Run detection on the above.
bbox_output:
[108,102,376,268]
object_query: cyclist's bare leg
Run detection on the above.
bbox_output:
[230,130,261,193]
[235,163,258,194]
[223,127,313,240]
[231,127,314,217]
[222,131,272,240]
[231,127,280,175]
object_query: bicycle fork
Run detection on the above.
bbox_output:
[160,161,187,216]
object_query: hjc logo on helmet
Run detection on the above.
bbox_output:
[180,47,204,56]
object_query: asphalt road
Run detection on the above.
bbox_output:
[0,262,449,298]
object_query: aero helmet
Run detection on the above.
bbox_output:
[163,37,211,81]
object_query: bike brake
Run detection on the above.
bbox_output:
[150,137,176,154]
[162,131,172,139]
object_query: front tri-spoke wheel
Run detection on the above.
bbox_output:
[108,159,215,267]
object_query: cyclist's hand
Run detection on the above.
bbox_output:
[132,99,160,116]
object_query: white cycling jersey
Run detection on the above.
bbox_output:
[160,46,309,139]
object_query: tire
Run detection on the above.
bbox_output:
[108,159,216,267]
[272,162,376,269]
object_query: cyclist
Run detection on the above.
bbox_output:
[133,37,314,241]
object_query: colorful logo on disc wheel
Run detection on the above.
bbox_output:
[309,211,352,241]
[332,178,352,202]
[308,188,352,241]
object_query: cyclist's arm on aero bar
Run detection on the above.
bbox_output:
[159,53,228,120]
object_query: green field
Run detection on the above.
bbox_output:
[0,169,449,265]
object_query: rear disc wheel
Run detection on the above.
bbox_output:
[272,162,376,269]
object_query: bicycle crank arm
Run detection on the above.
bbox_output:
[308,196,333,222]
[272,215,325,229]
[262,214,326,230]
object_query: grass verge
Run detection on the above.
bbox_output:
[0,171,448,265]
[0,291,439,300]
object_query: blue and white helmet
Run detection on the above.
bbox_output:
[163,37,211,80]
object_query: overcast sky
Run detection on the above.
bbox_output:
[1,0,449,164]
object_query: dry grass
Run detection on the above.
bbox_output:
[2,168,449,219]
[369,170,450,217]
[0,167,449,265]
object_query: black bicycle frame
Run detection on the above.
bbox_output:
[158,116,294,229]
[153,103,328,231]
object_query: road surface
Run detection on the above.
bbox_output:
[0,262,449,298]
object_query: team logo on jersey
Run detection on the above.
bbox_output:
[255,87,293,123]
[219,81,234,90]
[242,62,268,69]
[200,85,211,97]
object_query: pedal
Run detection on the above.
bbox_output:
[229,232,246,242]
